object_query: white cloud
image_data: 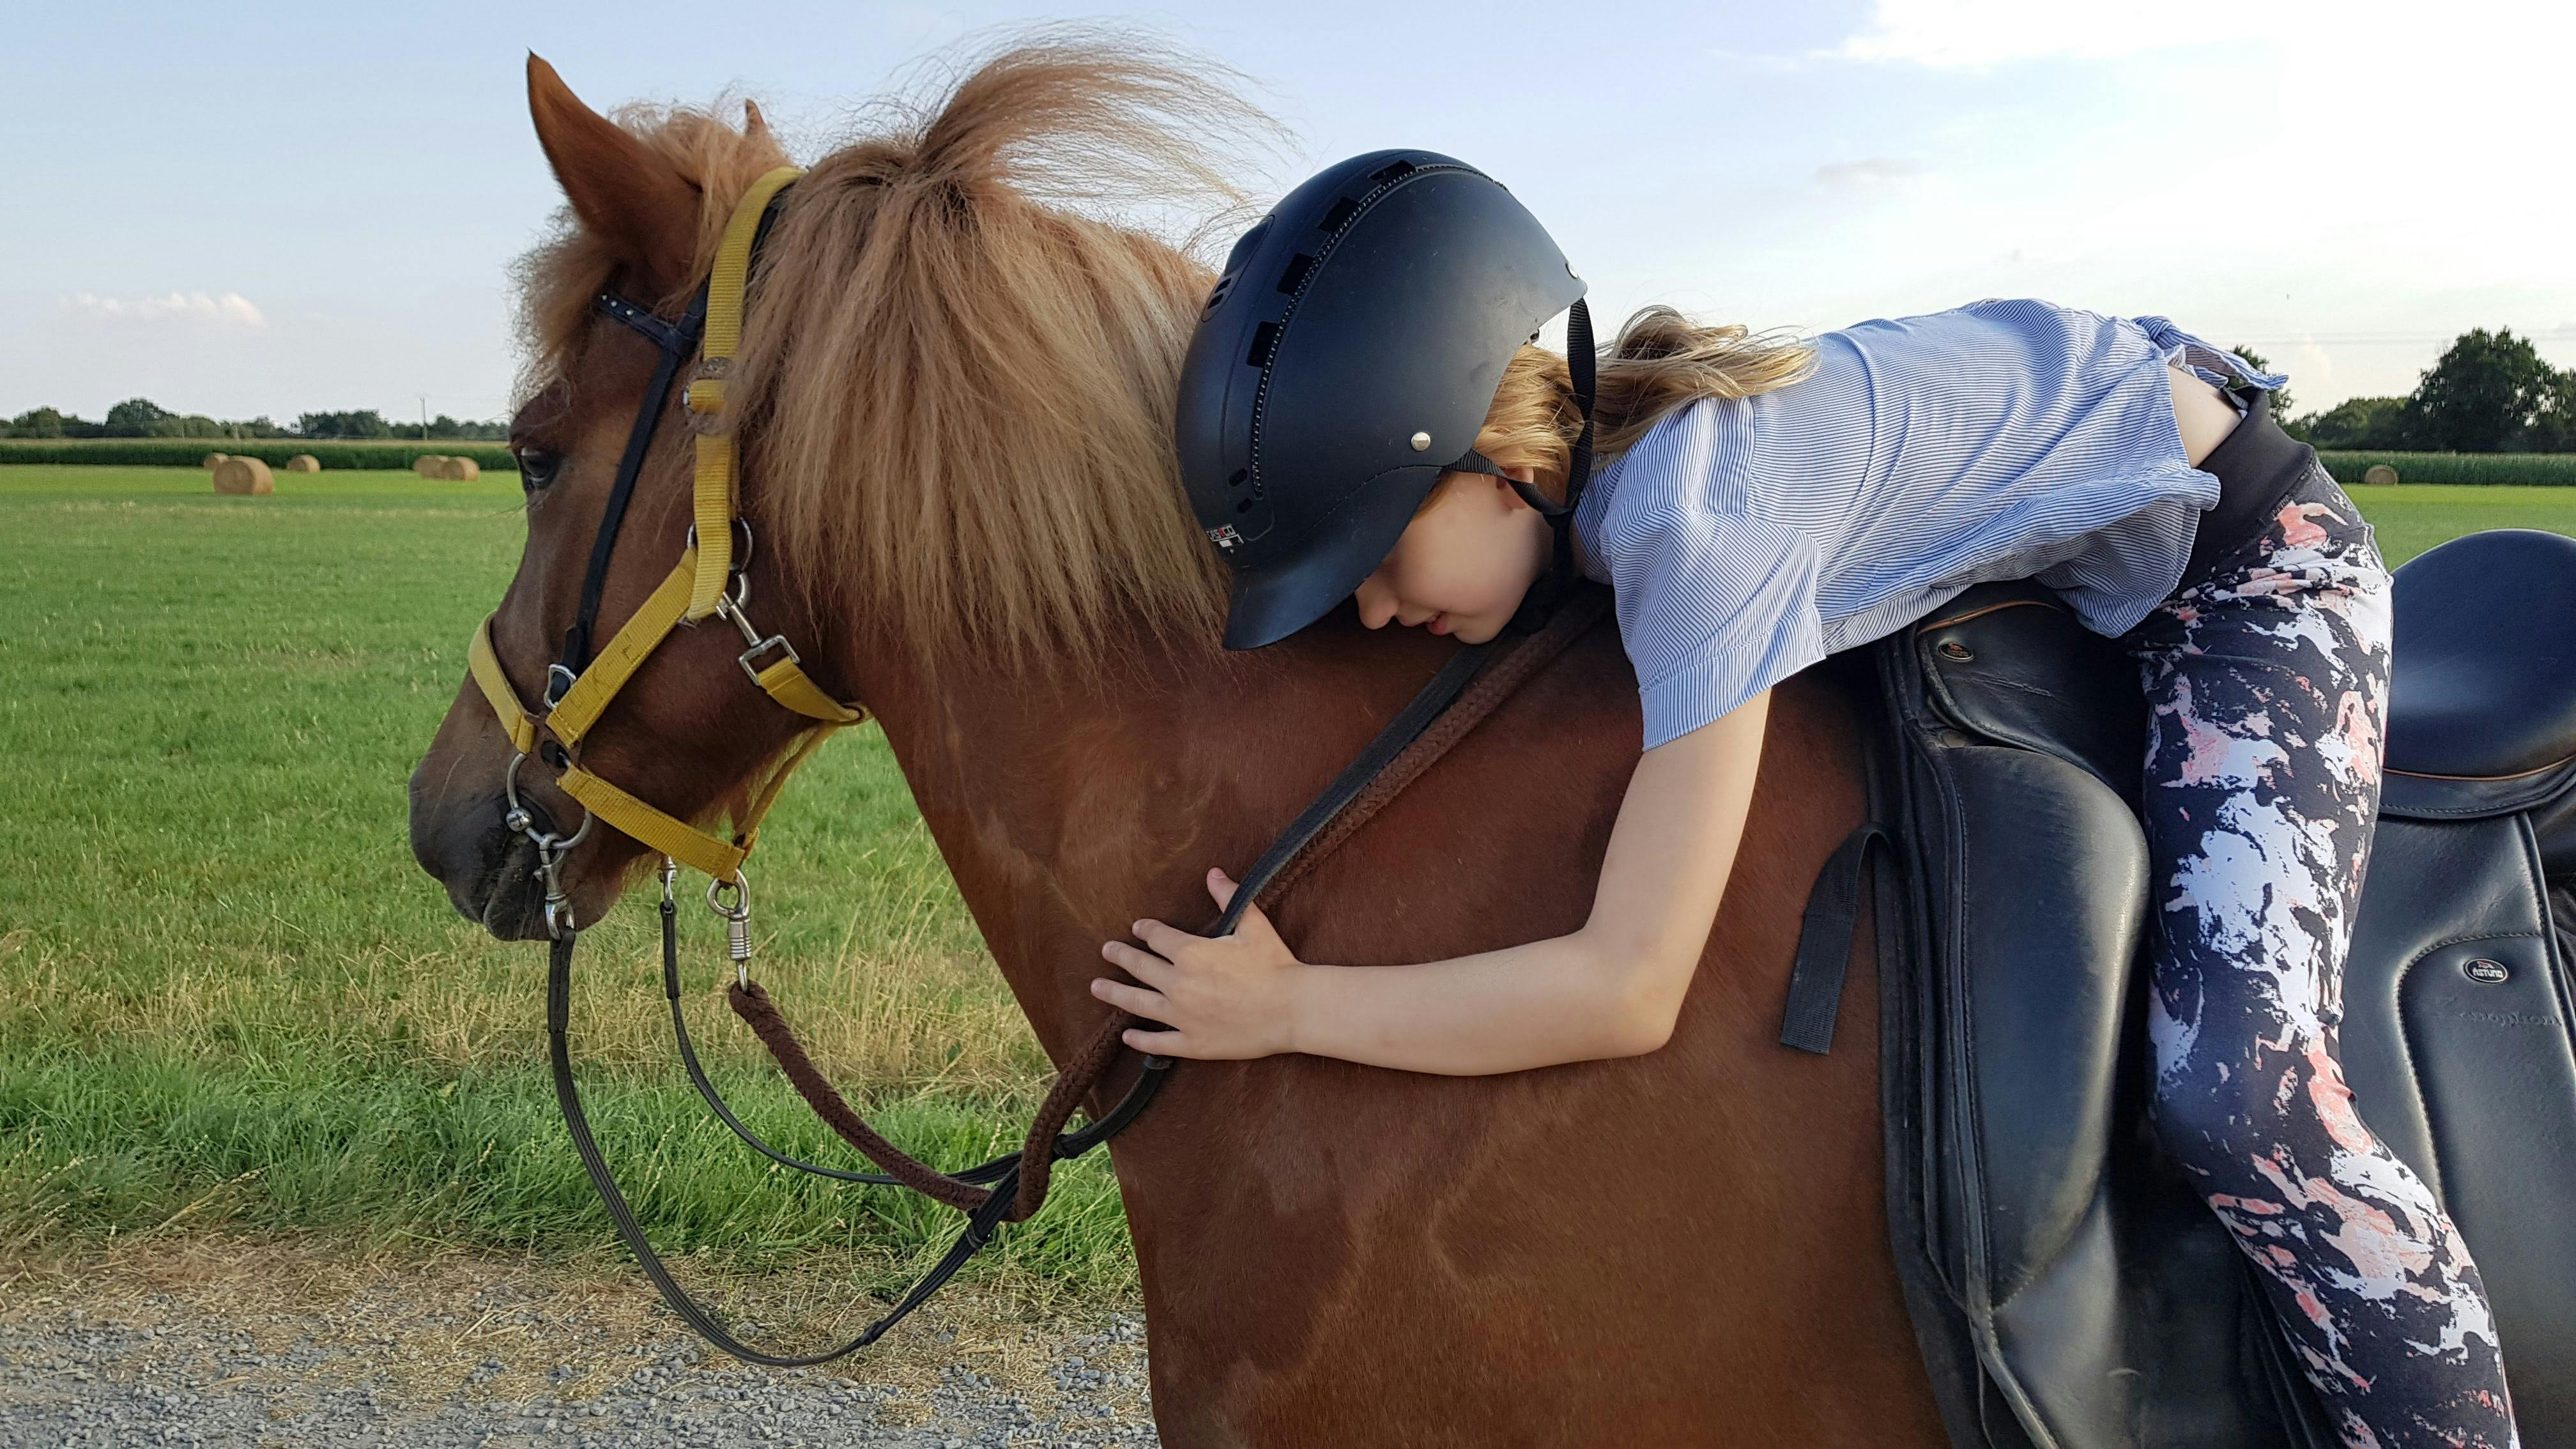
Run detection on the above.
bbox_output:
[61,290,266,326]
[1820,0,2309,68]
[1814,157,1924,187]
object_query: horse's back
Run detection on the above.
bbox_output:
[1136,627,1942,1446]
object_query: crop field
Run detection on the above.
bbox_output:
[0,438,519,471]
[4,465,2573,1306]
[2317,451,2576,488]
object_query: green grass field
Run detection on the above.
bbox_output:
[4,466,2572,1298]
[0,465,1130,1304]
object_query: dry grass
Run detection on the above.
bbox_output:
[0,927,1048,1092]
[0,1232,1147,1418]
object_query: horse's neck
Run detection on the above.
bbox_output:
[850,624,1461,1064]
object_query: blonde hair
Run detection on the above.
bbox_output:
[1422,305,1818,514]
[515,34,1272,673]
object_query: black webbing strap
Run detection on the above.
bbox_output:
[564,192,794,682]
[562,285,711,682]
[1561,297,1597,513]
[1779,821,1888,1055]
[1499,298,1598,636]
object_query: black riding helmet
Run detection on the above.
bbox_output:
[1176,150,1595,650]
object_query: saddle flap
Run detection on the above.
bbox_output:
[1876,628,2308,1448]
[1869,537,2576,1449]
[1913,585,2143,801]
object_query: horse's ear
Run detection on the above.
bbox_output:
[526,54,700,298]
[742,98,770,145]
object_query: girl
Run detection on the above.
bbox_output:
[1114,153,2519,1448]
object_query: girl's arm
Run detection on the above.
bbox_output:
[1093,689,1772,1075]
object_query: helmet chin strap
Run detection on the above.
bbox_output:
[1446,297,1595,635]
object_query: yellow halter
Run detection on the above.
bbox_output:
[466,166,863,923]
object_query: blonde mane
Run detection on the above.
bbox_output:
[516,35,1269,671]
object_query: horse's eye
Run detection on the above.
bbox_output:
[516,448,564,491]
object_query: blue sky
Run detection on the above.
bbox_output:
[6,0,2570,424]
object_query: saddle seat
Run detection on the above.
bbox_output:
[2386,528,2576,780]
[1859,526,2576,1449]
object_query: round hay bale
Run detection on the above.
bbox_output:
[413,454,451,479]
[202,452,228,468]
[2363,463,2399,487]
[211,456,273,496]
[284,454,321,473]
[443,457,481,482]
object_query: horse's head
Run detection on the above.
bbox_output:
[407,58,837,939]
[411,43,1253,940]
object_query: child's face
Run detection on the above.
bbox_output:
[1351,469,1553,645]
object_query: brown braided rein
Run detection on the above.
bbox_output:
[722,587,1614,1224]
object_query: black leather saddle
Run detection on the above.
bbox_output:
[1841,528,2576,1449]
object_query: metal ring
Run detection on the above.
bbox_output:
[502,750,545,830]
[707,874,750,919]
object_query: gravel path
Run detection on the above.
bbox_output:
[0,1239,1161,1447]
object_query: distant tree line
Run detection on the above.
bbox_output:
[4,399,507,441]
[2251,328,2576,452]
[13,326,2571,452]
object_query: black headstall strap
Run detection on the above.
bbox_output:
[562,286,709,693]
[560,190,795,689]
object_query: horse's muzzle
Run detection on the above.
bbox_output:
[407,776,561,941]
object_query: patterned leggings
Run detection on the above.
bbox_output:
[2122,465,2521,1448]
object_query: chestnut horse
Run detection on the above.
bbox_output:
[406,40,1944,1446]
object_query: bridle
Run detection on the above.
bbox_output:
[463,164,1612,1367]
[470,166,852,942]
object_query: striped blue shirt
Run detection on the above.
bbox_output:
[1571,298,2283,749]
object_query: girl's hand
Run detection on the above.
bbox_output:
[1093,868,1304,1060]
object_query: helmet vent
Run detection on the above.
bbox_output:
[1275,253,1316,295]
[1245,321,1282,369]
[1228,468,1248,488]
[1202,275,1236,314]
[1318,197,1360,234]
[1368,158,1418,185]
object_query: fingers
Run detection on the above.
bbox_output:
[1100,938,1172,985]
[1089,975,1166,1015]
[1206,866,1236,910]
[1121,1026,1186,1054]
[1131,917,1198,957]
